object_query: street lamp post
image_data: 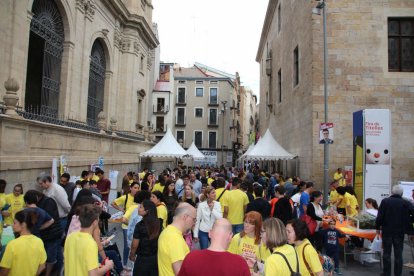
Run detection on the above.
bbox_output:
[313,0,329,204]
[221,101,227,166]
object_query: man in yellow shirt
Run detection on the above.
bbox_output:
[64,204,113,276]
[333,168,346,187]
[223,178,249,234]
[158,202,196,276]
[328,181,339,205]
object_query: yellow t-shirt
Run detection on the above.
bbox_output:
[329,190,338,204]
[92,174,100,182]
[157,203,168,229]
[265,244,298,276]
[152,182,165,193]
[295,239,323,276]
[224,189,249,225]
[337,194,347,209]
[0,234,46,276]
[207,178,215,186]
[4,194,25,225]
[346,193,359,217]
[333,172,346,186]
[139,172,146,180]
[228,233,270,262]
[123,203,138,222]
[64,231,99,276]
[215,187,229,214]
[113,193,136,229]
[158,224,189,276]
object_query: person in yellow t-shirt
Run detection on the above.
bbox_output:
[328,181,339,205]
[261,218,299,276]
[64,204,113,276]
[335,186,348,216]
[333,168,346,187]
[345,186,359,217]
[152,175,166,193]
[0,179,7,233]
[111,182,140,266]
[0,209,47,276]
[3,184,25,226]
[286,220,323,276]
[215,177,229,215]
[223,178,249,234]
[228,211,270,270]
[158,202,195,276]
[151,191,168,229]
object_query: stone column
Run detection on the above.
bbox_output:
[3,78,21,117]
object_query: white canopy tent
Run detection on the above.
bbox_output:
[186,142,206,160]
[140,128,190,158]
[243,129,295,161]
[241,143,255,158]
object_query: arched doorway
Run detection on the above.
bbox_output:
[25,0,64,117]
[87,40,106,126]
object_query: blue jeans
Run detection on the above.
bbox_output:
[198,230,210,250]
[122,229,129,266]
[382,234,404,276]
[232,224,244,235]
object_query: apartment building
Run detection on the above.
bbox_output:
[172,63,242,166]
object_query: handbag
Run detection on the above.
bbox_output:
[370,235,382,252]
[300,214,317,235]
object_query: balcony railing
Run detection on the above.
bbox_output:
[208,98,219,106]
[154,124,167,133]
[11,106,144,141]
[153,105,169,114]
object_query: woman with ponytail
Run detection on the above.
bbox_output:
[0,210,47,275]
[129,200,162,276]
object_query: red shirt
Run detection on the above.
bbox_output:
[178,250,250,276]
[97,178,110,202]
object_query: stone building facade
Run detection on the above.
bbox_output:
[0,0,159,189]
[240,87,258,150]
[256,0,414,186]
[172,63,242,166]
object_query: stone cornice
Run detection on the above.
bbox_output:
[102,0,159,50]
[256,0,278,62]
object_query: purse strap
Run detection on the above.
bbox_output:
[217,189,226,201]
[273,247,299,274]
[302,243,315,276]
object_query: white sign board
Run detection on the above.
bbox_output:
[399,181,414,200]
[364,109,392,204]
[200,150,217,165]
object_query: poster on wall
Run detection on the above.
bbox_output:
[364,109,391,205]
[353,109,391,209]
[319,122,334,144]
[200,150,217,166]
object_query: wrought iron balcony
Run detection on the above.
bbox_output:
[153,105,169,114]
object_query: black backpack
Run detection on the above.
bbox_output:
[273,249,301,276]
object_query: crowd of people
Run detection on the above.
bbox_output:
[0,164,412,276]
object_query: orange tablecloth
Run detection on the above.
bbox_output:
[323,220,376,240]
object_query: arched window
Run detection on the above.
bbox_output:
[25,0,64,117]
[87,40,106,126]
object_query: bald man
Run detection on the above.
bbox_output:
[158,202,196,276]
[178,219,250,276]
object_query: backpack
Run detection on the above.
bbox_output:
[303,243,334,275]
[273,249,301,276]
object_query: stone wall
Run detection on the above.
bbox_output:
[258,0,414,186]
[0,115,153,193]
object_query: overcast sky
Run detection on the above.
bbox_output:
[152,0,269,99]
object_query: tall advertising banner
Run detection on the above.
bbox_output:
[353,111,364,208]
[353,109,391,209]
[364,109,391,205]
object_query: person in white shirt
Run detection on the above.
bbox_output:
[37,175,71,231]
[365,198,378,217]
[193,187,222,249]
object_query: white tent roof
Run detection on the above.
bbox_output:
[241,143,255,157]
[243,129,295,160]
[140,128,189,158]
[186,142,206,160]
